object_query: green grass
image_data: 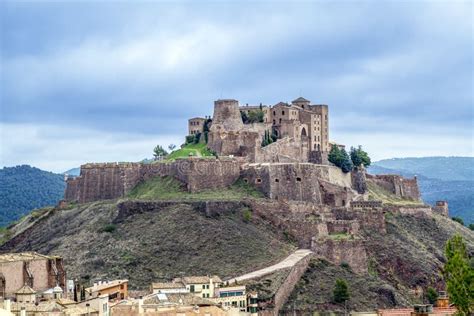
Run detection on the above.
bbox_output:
[127,176,264,201]
[165,143,215,161]
[367,181,424,206]
[327,233,353,240]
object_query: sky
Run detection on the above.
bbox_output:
[0,1,473,173]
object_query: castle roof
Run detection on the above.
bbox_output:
[292,97,310,103]
[16,284,36,294]
[273,102,290,107]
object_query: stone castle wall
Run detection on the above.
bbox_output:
[311,238,368,274]
[367,174,421,201]
[241,163,353,205]
[65,159,241,203]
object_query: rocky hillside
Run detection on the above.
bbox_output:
[283,212,474,313]
[0,199,294,288]
[1,175,472,312]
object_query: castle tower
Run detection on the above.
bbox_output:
[210,99,243,132]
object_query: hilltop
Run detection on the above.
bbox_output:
[0,165,65,227]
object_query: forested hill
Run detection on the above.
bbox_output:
[369,157,474,224]
[0,165,65,227]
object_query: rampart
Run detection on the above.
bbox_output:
[367,174,421,201]
[241,163,353,205]
[65,159,241,203]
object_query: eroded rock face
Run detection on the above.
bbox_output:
[352,166,368,194]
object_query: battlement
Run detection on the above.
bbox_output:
[350,200,383,208]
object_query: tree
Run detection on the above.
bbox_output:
[443,234,473,315]
[350,146,371,167]
[340,149,354,173]
[468,223,474,231]
[168,144,176,152]
[153,145,168,159]
[426,287,438,305]
[452,216,465,226]
[328,145,344,166]
[333,279,350,303]
[248,110,264,123]
[240,111,249,123]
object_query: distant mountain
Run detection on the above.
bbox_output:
[0,165,65,227]
[372,157,474,181]
[369,157,474,224]
[63,167,80,176]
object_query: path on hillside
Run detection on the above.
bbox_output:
[227,249,313,284]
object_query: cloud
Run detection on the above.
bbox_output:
[0,1,472,171]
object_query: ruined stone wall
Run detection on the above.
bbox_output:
[311,238,368,274]
[270,252,314,316]
[367,174,421,201]
[241,163,353,205]
[255,137,308,163]
[432,201,449,216]
[65,159,241,203]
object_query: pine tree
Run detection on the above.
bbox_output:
[443,235,473,315]
[328,145,343,166]
[340,149,353,173]
[350,145,371,167]
[333,279,350,303]
[426,287,438,305]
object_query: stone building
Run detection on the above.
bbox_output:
[0,252,66,299]
[204,97,330,163]
[188,117,206,136]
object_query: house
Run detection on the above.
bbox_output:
[151,282,188,294]
[172,276,222,298]
[85,280,128,302]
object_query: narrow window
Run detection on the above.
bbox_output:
[275,179,279,183]
[296,177,302,182]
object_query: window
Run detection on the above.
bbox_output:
[275,179,279,183]
[282,111,285,115]
[273,111,276,115]
[256,178,262,184]
[296,177,302,182]
[190,285,195,293]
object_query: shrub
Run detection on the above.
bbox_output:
[451,216,464,226]
[468,223,474,231]
[350,145,371,167]
[185,135,194,144]
[333,278,350,303]
[100,224,117,233]
[426,287,438,304]
[242,208,252,223]
[340,262,352,271]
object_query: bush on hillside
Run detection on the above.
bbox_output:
[333,278,350,303]
[451,216,464,226]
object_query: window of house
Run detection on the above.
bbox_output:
[190,285,195,292]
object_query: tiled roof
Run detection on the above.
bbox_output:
[180,275,222,284]
[85,279,128,293]
[15,284,36,294]
[0,252,58,263]
[292,97,310,103]
[152,282,186,289]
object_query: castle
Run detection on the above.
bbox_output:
[64,97,450,284]
[189,98,330,164]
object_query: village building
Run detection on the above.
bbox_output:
[151,282,188,294]
[172,276,222,299]
[85,280,128,302]
[0,252,66,299]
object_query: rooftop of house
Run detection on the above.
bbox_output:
[152,282,186,289]
[144,293,217,306]
[0,252,59,263]
[85,279,128,293]
[174,275,223,285]
[15,284,36,295]
[292,97,310,103]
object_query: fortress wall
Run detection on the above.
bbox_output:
[255,137,308,163]
[241,163,352,205]
[326,220,360,235]
[311,238,368,274]
[367,174,421,201]
[65,159,241,203]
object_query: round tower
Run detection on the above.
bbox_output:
[210,99,243,132]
